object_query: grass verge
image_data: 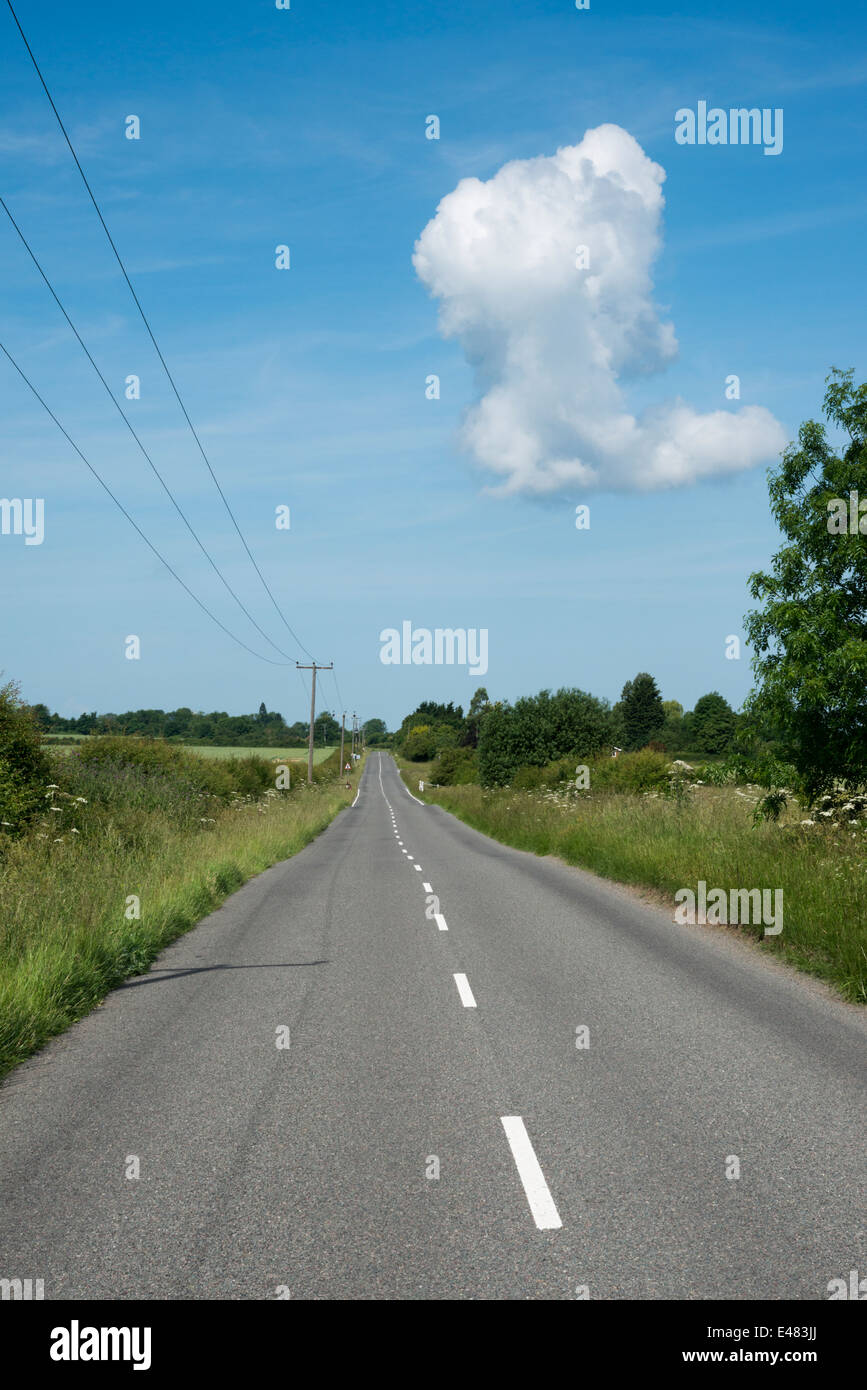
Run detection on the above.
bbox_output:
[393,758,867,1004]
[0,748,359,1080]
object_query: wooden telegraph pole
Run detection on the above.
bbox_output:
[297,662,333,784]
[339,712,346,780]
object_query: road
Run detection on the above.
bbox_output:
[0,752,864,1300]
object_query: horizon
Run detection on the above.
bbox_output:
[2,0,864,728]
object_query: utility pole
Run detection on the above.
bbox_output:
[297,662,332,784]
[339,712,346,780]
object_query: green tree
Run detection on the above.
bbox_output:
[621,673,664,750]
[463,687,491,748]
[403,725,439,761]
[29,702,51,730]
[691,692,736,755]
[478,688,612,786]
[363,718,388,745]
[745,369,867,797]
[313,711,340,744]
[658,701,686,754]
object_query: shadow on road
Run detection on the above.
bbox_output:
[117,961,330,989]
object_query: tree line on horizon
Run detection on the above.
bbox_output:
[31,702,349,748]
[392,680,742,787]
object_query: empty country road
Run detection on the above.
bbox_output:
[0,752,864,1300]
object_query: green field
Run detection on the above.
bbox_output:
[43,739,337,764]
[181,744,336,762]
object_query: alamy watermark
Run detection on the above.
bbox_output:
[0,497,44,545]
[380,621,488,676]
[50,1323,152,1370]
[674,881,783,936]
[675,102,783,156]
[827,492,867,534]
[0,1276,44,1299]
[827,1268,867,1299]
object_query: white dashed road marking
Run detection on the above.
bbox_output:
[500,1117,562,1231]
[453,973,476,1008]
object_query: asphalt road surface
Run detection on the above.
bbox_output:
[1,753,864,1300]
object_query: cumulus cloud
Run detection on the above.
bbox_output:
[412,124,786,494]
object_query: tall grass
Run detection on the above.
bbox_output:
[0,740,357,1079]
[414,780,867,1003]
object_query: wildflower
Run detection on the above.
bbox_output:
[75,797,88,804]
[71,828,80,834]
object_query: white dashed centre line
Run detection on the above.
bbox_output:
[422,882,432,893]
[434,913,448,931]
[453,973,476,1007]
[414,864,422,871]
[500,1117,562,1231]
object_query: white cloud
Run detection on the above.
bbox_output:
[412,123,786,494]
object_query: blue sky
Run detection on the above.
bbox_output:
[1,0,865,729]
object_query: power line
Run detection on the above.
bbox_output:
[0,194,297,665]
[0,338,294,666]
[6,0,316,662]
[330,668,345,719]
[295,663,311,712]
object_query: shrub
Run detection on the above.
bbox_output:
[430,746,478,785]
[587,749,671,794]
[0,681,51,832]
[220,755,274,797]
[690,752,802,794]
[511,757,577,790]
[72,735,292,804]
